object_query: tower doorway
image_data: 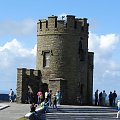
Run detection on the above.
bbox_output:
[41,83,48,99]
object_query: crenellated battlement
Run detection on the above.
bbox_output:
[17,68,42,103]
[37,15,88,34]
[17,68,41,77]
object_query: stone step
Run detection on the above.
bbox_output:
[45,105,118,120]
[47,106,117,113]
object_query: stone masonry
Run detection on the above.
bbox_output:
[16,15,94,105]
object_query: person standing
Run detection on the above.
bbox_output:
[52,94,57,110]
[99,92,102,106]
[116,100,120,118]
[113,90,117,106]
[45,91,48,101]
[47,90,52,106]
[95,89,98,105]
[9,89,14,102]
[109,91,113,106]
[56,90,61,105]
[102,90,107,106]
[37,90,43,105]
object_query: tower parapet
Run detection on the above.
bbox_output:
[37,15,88,35]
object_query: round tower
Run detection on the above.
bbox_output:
[36,15,93,105]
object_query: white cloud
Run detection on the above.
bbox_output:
[31,44,37,56]
[0,39,36,91]
[89,32,120,95]
[0,39,35,58]
[89,32,119,53]
[99,34,119,49]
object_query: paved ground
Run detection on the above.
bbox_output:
[0,102,30,120]
[0,102,120,120]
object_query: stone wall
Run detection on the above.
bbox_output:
[49,78,67,104]
[16,68,42,103]
[87,52,94,104]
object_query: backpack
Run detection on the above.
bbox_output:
[11,91,14,96]
[47,93,51,98]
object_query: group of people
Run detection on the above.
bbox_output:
[95,89,117,106]
[30,89,61,114]
[37,89,61,110]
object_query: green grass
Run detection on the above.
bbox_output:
[16,117,29,120]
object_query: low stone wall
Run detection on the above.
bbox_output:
[25,107,46,120]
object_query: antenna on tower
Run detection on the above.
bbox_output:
[62,16,65,20]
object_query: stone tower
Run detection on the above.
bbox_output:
[16,15,94,105]
[36,15,94,105]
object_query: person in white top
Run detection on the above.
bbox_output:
[116,100,120,118]
[102,90,107,106]
[9,89,14,102]
[45,91,48,100]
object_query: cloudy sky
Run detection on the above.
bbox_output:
[0,0,120,96]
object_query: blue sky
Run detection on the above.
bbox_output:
[0,0,120,97]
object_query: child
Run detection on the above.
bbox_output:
[53,94,57,110]
[30,103,37,112]
[116,100,120,118]
[40,99,49,113]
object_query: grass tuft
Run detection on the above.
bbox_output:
[16,117,29,120]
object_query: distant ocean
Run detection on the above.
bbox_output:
[0,90,9,94]
[0,90,16,101]
[0,90,16,94]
